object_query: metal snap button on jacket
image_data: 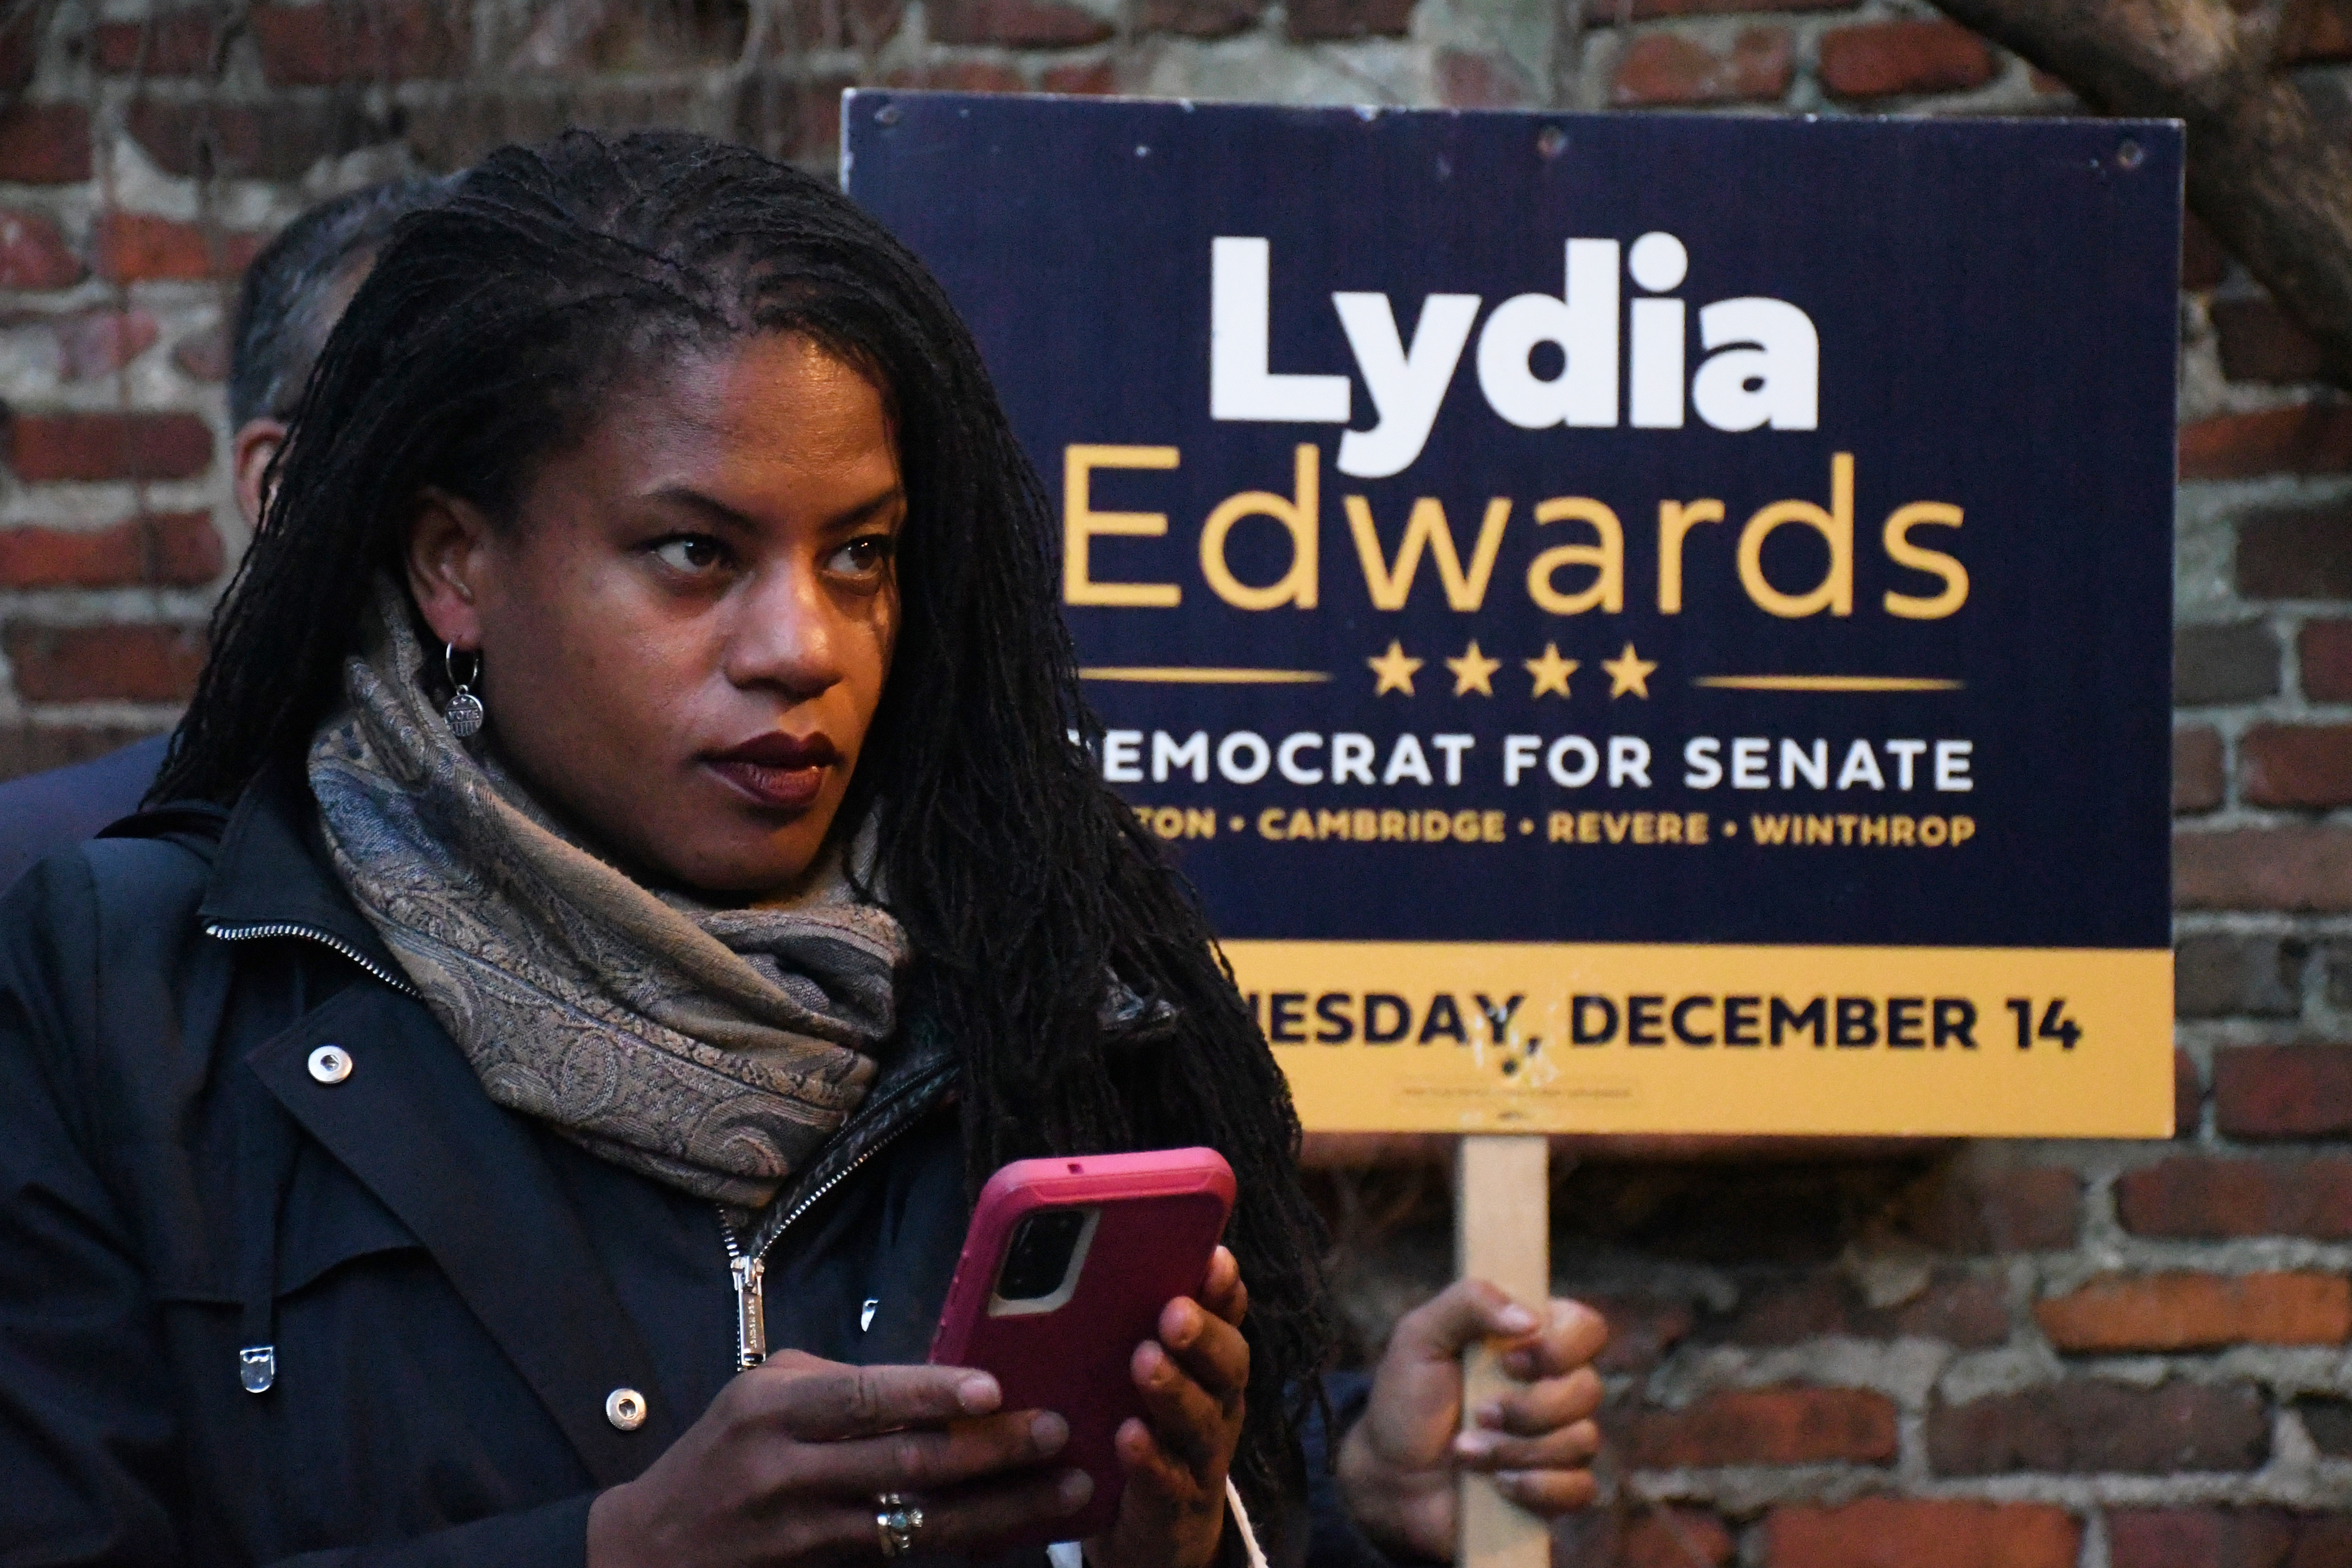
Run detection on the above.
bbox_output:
[604,1388,647,1431]
[306,1045,352,1085]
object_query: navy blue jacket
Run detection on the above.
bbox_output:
[0,732,167,892]
[0,765,1396,1567]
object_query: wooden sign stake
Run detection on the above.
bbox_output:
[1454,1135,1550,1568]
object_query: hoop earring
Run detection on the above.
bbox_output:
[443,643,485,739]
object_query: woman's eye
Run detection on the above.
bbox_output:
[653,537,726,574]
[829,535,896,578]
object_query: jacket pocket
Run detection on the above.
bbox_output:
[150,1141,421,1303]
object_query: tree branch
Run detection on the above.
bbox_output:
[1933,0,2352,392]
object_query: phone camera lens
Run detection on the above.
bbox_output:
[997,1208,1089,1301]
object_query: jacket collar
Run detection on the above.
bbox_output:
[195,759,408,982]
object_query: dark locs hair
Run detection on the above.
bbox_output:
[156,129,1332,1501]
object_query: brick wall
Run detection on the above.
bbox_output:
[7,0,2352,1561]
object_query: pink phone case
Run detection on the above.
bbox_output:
[929,1147,1237,1544]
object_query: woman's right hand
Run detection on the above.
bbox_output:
[586,1349,1092,1566]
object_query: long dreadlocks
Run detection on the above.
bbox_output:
[154,129,1333,1507]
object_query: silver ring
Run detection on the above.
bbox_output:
[875,1492,925,1559]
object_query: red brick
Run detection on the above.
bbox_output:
[5,411,214,482]
[1555,1506,1738,1568]
[1621,1509,1734,1568]
[251,0,466,84]
[2178,618,2281,704]
[171,324,228,383]
[2301,619,2352,701]
[0,723,168,782]
[2239,498,2352,598]
[2184,213,2230,292]
[0,15,32,94]
[0,104,92,185]
[1895,1273,2012,1347]
[1818,20,1997,101]
[926,0,1111,45]
[89,11,223,74]
[2298,1395,2352,1456]
[54,309,160,382]
[1135,0,1262,37]
[1706,1266,2003,1348]
[2036,1271,2352,1352]
[1768,1499,2079,1568]
[2216,1044,2352,1138]
[1625,1386,1896,1468]
[2177,827,2352,913]
[885,59,1026,91]
[1612,27,1792,106]
[124,98,386,182]
[0,512,223,589]
[2280,0,2352,64]
[2241,724,2352,808]
[2177,1048,2202,1138]
[1928,1379,2268,1474]
[2109,1507,2352,1568]
[2175,726,2223,814]
[730,73,852,167]
[2214,297,2328,385]
[2184,405,2352,482]
[1896,1163,2080,1253]
[2118,1155,2352,1239]
[6,624,208,704]
[91,213,266,284]
[1436,48,1535,108]
[1039,59,1116,93]
[1588,1295,1694,1374]
[2177,933,2303,1017]
[1726,1273,1851,1343]
[1284,0,1412,41]
[0,208,82,290]
[1596,0,1843,17]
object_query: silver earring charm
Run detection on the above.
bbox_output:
[443,643,485,739]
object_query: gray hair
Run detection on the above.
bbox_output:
[228,177,448,427]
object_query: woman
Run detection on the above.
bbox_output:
[0,131,1603,1566]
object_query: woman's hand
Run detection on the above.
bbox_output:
[586,1350,1089,1567]
[1089,1245,1252,1568]
[1337,1282,1608,1561]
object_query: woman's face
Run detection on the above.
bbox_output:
[406,332,903,896]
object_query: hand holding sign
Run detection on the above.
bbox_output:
[1337,1282,1608,1559]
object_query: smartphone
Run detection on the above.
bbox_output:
[929,1147,1237,1542]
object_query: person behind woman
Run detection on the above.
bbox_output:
[0,130,1603,1566]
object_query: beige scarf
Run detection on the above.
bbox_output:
[308,583,909,1210]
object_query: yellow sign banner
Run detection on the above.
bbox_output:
[1232,941,2174,1138]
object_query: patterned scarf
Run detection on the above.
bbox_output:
[308,582,909,1210]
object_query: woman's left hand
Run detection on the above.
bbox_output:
[1088,1244,1251,1568]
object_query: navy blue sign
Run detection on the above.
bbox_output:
[846,94,2180,1137]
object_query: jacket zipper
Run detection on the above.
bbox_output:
[213,916,931,1377]
[716,1113,921,1372]
[205,921,419,998]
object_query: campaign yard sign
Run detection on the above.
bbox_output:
[844,94,2182,1139]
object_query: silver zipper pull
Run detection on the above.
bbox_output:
[732,1254,768,1370]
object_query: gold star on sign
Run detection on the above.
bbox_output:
[1602,642,1658,698]
[1524,643,1578,699]
[1446,639,1501,697]
[1368,640,1423,697]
